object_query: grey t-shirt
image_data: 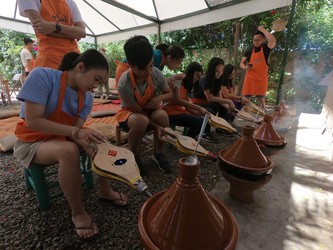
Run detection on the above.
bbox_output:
[118,67,169,108]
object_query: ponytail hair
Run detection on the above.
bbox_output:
[155,43,169,51]
[156,43,185,60]
[58,49,109,73]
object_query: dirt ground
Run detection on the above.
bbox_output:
[1,100,332,249]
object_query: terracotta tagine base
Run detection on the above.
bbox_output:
[138,158,238,250]
[220,167,272,203]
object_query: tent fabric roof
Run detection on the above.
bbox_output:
[0,0,292,44]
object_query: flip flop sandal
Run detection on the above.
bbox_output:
[74,218,99,241]
[99,192,128,206]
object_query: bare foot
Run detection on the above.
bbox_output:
[72,213,99,239]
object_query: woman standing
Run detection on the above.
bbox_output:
[17,0,86,69]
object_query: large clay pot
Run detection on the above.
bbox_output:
[219,126,273,175]
[138,158,238,250]
[218,126,274,203]
[254,115,287,147]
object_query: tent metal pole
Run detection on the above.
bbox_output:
[276,0,297,105]
[157,25,161,44]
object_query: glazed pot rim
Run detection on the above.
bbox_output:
[218,149,274,175]
[254,136,287,146]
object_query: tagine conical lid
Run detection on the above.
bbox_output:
[220,126,273,174]
[138,158,238,250]
[254,115,287,146]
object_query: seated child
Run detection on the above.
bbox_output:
[115,36,174,174]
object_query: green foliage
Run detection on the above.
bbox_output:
[0,0,332,111]
[0,29,31,80]
[298,0,332,11]
[99,41,125,78]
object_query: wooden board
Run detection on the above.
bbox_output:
[236,109,258,123]
[92,141,145,191]
[162,127,216,160]
[249,102,265,116]
[90,110,117,118]
[209,114,237,133]
[93,98,113,104]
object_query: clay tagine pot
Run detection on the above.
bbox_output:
[219,126,274,175]
[138,158,238,250]
[254,114,287,147]
[218,126,274,203]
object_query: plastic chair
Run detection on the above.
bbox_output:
[24,152,94,210]
[0,74,11,106]
[10,73,23,97]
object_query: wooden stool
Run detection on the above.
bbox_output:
[24,152,94,211]
[115,125,128,146]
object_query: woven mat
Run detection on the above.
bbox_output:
[0,102,121,151]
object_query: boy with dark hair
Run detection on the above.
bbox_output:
[115,36,174,175]
[20,37,35,77]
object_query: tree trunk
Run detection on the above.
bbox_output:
[233,19,240,63]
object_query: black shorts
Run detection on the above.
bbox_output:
[118,120,130,132]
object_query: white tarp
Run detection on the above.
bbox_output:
[0,0,292,44]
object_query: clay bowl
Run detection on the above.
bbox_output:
[219,149,274,175]
[221,167,272,203]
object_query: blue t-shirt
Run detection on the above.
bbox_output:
[153,49,163,70]
[17,67,93,121]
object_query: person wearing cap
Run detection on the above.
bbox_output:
[20,37,35,78]
[17,0,86,69]
[240,25,276,109]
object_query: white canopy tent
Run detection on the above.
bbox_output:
[0,0,292,44]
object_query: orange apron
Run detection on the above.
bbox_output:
[164,85,189,115]
[242,46,269,96]
[15,71,84,142]
[35,0,80,69]
[115,61,130,87]
[115,69,155,123]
